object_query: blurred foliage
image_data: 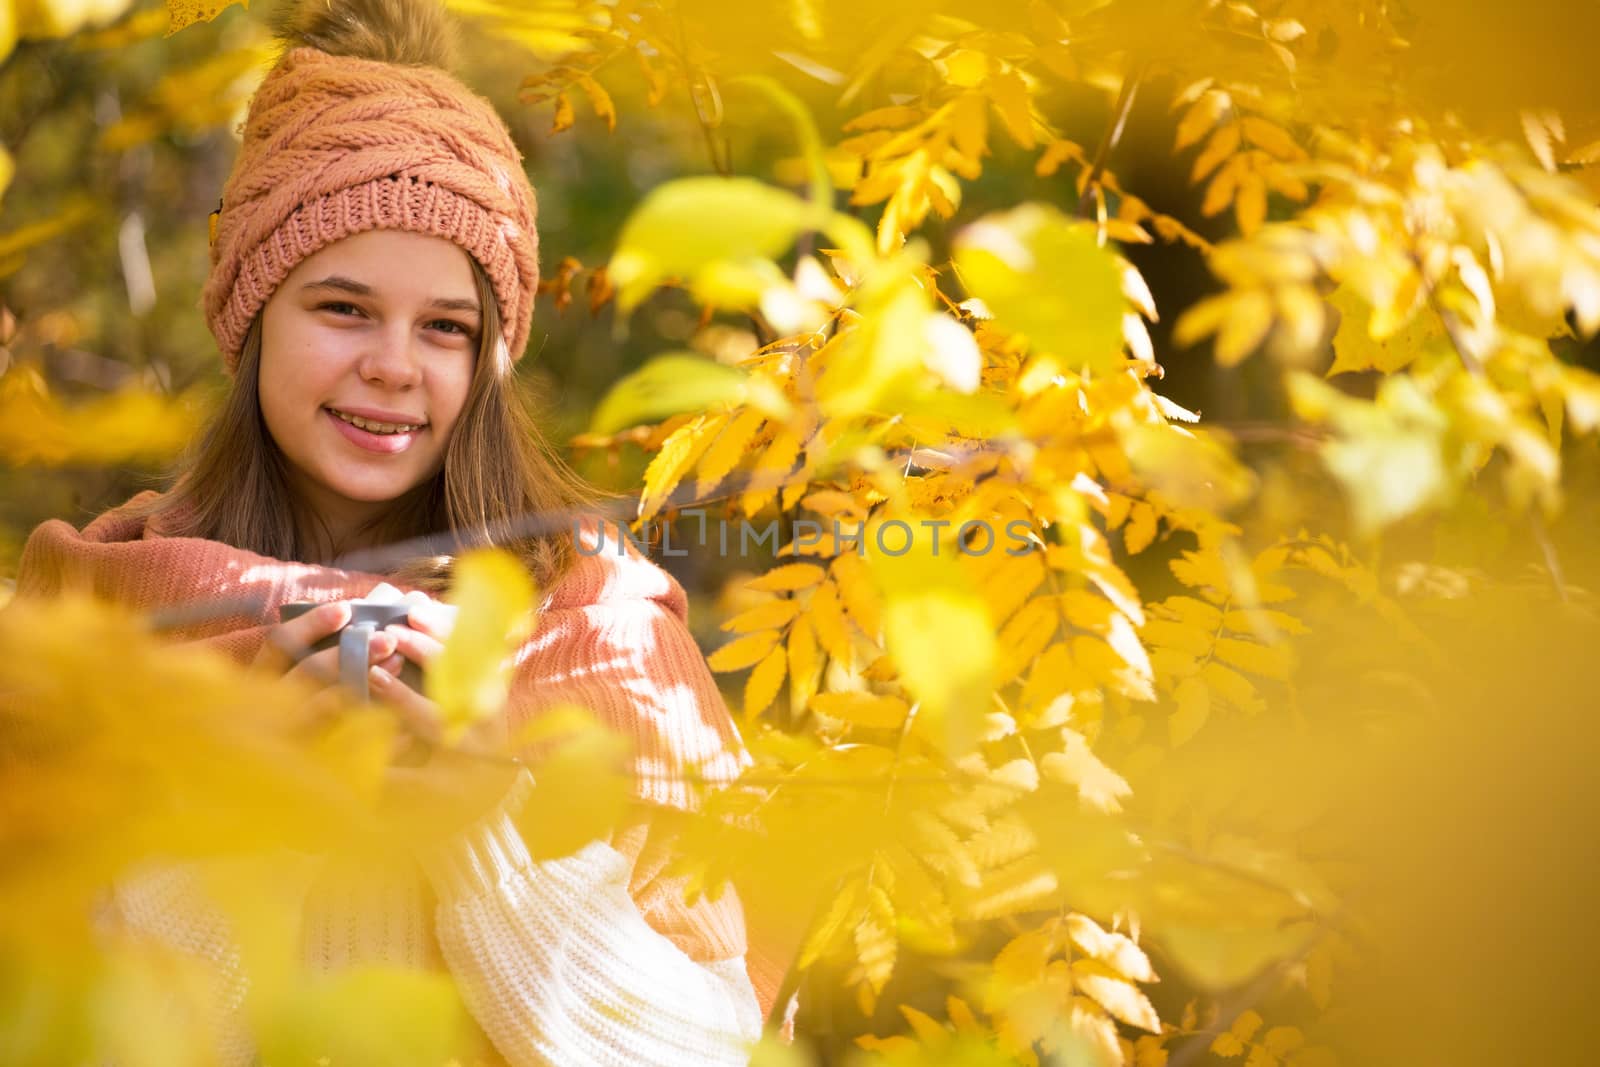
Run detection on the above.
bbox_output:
[5,0,1600,1065]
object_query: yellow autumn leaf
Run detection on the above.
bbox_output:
[898,1004,951,1046]
[707,629,783,672]
[1228,173,1267,233]
[740,425,802,517]
[1169,676,1211,746]
[511,705,633,860]
[0,367,206,467]
[164,0,244,36]
[1212,1032,1247,1058]
[1019,641,1075,719]
[998,597,1061,689]
[1070,958,1160,1032]
[257,967,468,1067]
[809,691,911,729]
[550,91,574,134]
[639,413,725,521]
[987,69,1036,149]
[854,885,898,994]
[747,561,827,592]
[1201,158,1241,216]
[1152,617,1209,659]
[1061,996,1122,1067]
[744,647,788,718]
[1213,290,1274,365]
[1192,123,1241,182]
[1064,913,1155,983]
[1231,1010,1265,1042]
[786,614,821,713]
[1325,284,1442,376]
[798,874,866,968]
[721,598,802,633]
[1175,91,1229,152]
[831,551,884,639]
[1240,117,1303,161]
[975,546,1048,627]
[868,523,997,752]
[808,580,855,665]
[1263,1026,1305,1056]
[428,549,536,741]
[1124,501,1158,554]
[1201,660,1260,710]
[1040,730,1132,814]
[574,72,616,132]
[695,407,766,496]
[1212,637,1293,681]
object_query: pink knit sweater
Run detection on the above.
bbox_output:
[16,493,788,1064]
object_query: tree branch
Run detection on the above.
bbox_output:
[1078,60,1147,220]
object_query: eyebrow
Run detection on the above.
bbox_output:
[302,275,481,316]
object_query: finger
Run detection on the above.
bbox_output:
[285,646,343,687]
[385,624,445,668]
[290,632,401,692]
[456,712,510,759]
[290,683,351,732]
[405,599,458,641]
[254,602,351,672]
[366,629,399,663]
[368,666,444,746]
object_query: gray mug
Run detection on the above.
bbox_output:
[278,600,423,701]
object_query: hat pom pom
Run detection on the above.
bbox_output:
[273,0,458,69]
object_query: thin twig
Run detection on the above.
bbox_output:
[1530,507,1569,603]
[675,10,730,176]
[1077,60,1147,220]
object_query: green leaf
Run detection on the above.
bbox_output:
[591,353,758,434]
[608,177,820,311]
[1289,373,1450,533]
[954,203,1126,376]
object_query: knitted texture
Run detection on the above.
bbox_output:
[16,492,790,1022]
[419,771,763,1066]
[202,46,540,371]
[16,493,745,809]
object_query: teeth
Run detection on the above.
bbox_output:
[331,409,422,435]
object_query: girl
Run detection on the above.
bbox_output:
[14,0,781,1062]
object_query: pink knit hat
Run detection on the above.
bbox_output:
[203,39,540,372]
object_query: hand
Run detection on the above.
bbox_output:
[369,598,507,758]
[252,601,400,730]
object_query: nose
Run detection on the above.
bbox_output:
[356,321,423,390]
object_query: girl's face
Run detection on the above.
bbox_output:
[258,230,480,534]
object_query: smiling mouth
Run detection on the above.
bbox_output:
[326,407,427,435]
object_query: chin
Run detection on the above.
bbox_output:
[325,471,429,505]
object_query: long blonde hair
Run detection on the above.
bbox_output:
[147,254,601,593]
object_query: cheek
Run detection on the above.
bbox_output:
[429,360,477,437]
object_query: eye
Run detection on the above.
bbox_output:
[427,319,475,338]
[317,301,364,317]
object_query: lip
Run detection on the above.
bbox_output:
[326,404,428,426]
[324,407,423,455]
